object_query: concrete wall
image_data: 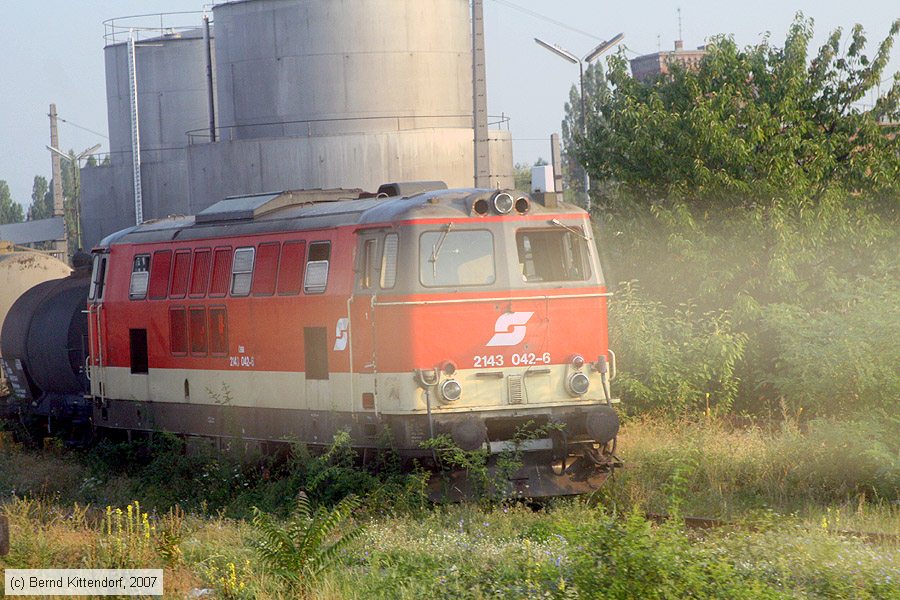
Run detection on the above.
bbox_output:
[187,129,513,214]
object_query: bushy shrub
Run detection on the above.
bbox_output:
[610,281,747,414]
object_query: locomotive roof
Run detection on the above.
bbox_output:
[97,187,587,248]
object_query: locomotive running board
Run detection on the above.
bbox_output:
[427,455,614,502]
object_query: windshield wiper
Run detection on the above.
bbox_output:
[429,222,453,278]
[550,218,590,241]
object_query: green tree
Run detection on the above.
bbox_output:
[579,16,900,207]
[561,62,610,197]
[0,180,25,225]
[28,175,53,220]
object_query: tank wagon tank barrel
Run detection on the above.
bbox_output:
[1,264,92,438]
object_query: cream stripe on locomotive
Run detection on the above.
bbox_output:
[92,363,612,415]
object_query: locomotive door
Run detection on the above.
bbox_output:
[87,251,110,405]
[350,232,382,406]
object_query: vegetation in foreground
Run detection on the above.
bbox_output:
[0,415,897,599]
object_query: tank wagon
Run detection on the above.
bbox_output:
[8,183,620,495]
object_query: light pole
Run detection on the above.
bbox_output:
[535,33,624,211]
[47,144,101,253]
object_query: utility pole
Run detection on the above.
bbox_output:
[550,133,563,193]
[48,103,68,259]
[472,0,491,188]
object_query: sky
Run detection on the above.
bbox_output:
[0,0,898,210]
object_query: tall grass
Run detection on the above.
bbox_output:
[598,414,900,533]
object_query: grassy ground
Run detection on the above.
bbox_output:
[0,416,897,599]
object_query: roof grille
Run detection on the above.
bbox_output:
[195,188,364,224]
[507,374,526,405]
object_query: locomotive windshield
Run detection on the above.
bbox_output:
[516,228,592,283]
[419,229,495,287]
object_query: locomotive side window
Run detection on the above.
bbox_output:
[515,229,592,283]
[128,255,149,300]
[169,308,188,355]
[251,243,280,296]
[149,250,173,300]
[304,241,331,294]
[189,307,208,355]
[209,307,228,355]
[209,247,233,297]
[89,255,109,301]
[169,250,192,299]
[190,249,211,297]
[231,247,255,297]
[381,233,399,289]
[277,241,306,295]
[419,229,495,287]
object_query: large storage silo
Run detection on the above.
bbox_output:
[186,0,513,208]
[80,18,214,249]
[80,2,514,249]
[214,0,472,138]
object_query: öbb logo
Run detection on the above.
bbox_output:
[487,312,534,347]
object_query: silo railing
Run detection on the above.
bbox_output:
[103,11,209,45]
[186,114,512,145]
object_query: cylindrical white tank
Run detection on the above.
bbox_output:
[104,28,212,161]
[213,0,473,139]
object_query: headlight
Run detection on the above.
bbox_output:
[440,379,462,402]
[492,192,514,214]
[515,196,530,214]
[571,354,585,369]
[566,372,590,397]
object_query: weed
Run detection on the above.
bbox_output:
[251,491,364,590]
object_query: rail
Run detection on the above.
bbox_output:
[187,114,512,145]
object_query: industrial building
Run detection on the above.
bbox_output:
[80,0,515,249]
[629,40,708,82]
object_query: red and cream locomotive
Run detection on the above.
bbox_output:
[7,182,620,495]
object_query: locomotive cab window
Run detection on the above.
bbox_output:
[516,228,591,283]
[419,229,495,287]
[304,241,331,294]
[231,247,255,297]
[129,254,150,300]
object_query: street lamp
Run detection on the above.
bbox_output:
[535,32,624,211]
[46,143,102,252]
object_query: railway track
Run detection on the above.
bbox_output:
[644,512,899,545]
